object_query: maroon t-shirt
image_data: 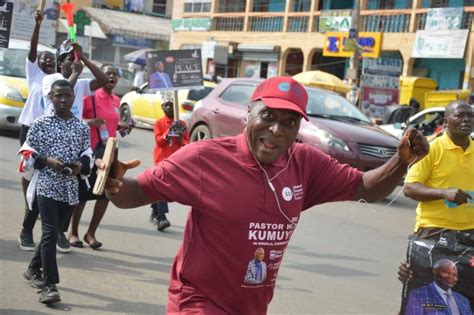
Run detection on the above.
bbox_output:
[137,132,362,314]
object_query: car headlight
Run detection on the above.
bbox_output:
[0,84,23,102]
[315,129,350,152]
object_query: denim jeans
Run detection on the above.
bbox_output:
[151,201,169,218]
[28,195,74,285]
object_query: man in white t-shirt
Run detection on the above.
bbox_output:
[133,66,145,90]
[18,10,57,252]
[42,40,108,120]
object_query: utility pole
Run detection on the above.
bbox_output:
[346,0,361,105]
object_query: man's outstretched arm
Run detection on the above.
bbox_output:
[355,128,429,202]
[101,159,155,208]
[106,177,155,208]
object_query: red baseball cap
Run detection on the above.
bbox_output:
[251,76,308,120]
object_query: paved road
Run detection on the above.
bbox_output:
[0,128,418,314]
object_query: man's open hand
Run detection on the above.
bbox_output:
[96,159,141,194]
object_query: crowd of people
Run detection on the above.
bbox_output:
[13,9,472,313]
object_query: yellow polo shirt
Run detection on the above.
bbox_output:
[405,133,474,231]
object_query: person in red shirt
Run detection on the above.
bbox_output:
[101,77,429,313]
[150,100,189,231]
[67,64,130,249]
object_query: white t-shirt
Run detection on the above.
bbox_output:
[18,58,47,126]
[133,70,144,88]
[42,73,92,119]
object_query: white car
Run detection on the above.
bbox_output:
[380,106,473,140]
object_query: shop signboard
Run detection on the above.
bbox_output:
[412,29,468,59]
[323,32,382,58]
[318,10,351,33]
[361,87,399,119]
[11,0,58,46]
[362,57,402,76]
[425,7,463,31]
[362,73,399,90]
[242,61,261,78]
[201,40,217,59]
[112,35,153,49]
[361,56,402,119]
[171,18,212,31]
[0,1,13,48]
[145,49,203,91]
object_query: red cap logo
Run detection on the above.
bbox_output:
[251,77,308,120]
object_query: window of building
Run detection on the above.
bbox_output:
[291,0,311,12]
[218,0,246,13]
[367,0,413,9]
[253,0,285,12]
[153,0,167,15]
[184,0,211,13]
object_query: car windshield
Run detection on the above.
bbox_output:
[0,48,28,78]
[306,88,371,124]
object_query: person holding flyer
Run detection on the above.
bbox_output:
[398,101,474,311]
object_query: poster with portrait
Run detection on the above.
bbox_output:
[11,0,58,46]
[399,233,474,314]
[145,49,203,91]
[0,1,13,48]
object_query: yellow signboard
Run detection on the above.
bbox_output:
[323,32,383,58]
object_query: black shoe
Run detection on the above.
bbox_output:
[157,219,171,232]
[23,268,45,289]
[38,284,61,304]
[19,229,35,251]
[56,232,71,253]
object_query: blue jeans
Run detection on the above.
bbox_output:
[151,201,169,219]
[28,195,74,285]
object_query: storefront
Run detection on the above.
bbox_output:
[237,44,280,78]
[82,7,170,66]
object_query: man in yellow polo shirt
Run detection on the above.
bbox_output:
[399,101,473,311]
[404,101,473,235]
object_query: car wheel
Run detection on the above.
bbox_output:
[190,124,211,142]
[120,104,131,124]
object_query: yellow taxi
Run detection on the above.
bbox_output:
[0,39,55,130]
[119,80,216,127]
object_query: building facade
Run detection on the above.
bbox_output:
[170,0,474,91]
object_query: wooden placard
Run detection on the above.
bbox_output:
[38,0,46,14]
[93,137,118,195]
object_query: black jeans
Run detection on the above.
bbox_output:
[28,195,74,285]
[22,203,39,231]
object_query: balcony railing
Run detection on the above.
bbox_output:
[416,11,474,30]
[362,13,410,32]
[288,16,309,32]
[248,16,284,32]
[212,16,245,31]
[208,8,474,33]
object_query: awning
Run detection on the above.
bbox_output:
[237,44,280,53]
[57,19,107,39]
[82,7,171,41]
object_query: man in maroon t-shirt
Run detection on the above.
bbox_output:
[102,77,429,314]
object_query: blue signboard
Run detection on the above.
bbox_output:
[112,35,153,49]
